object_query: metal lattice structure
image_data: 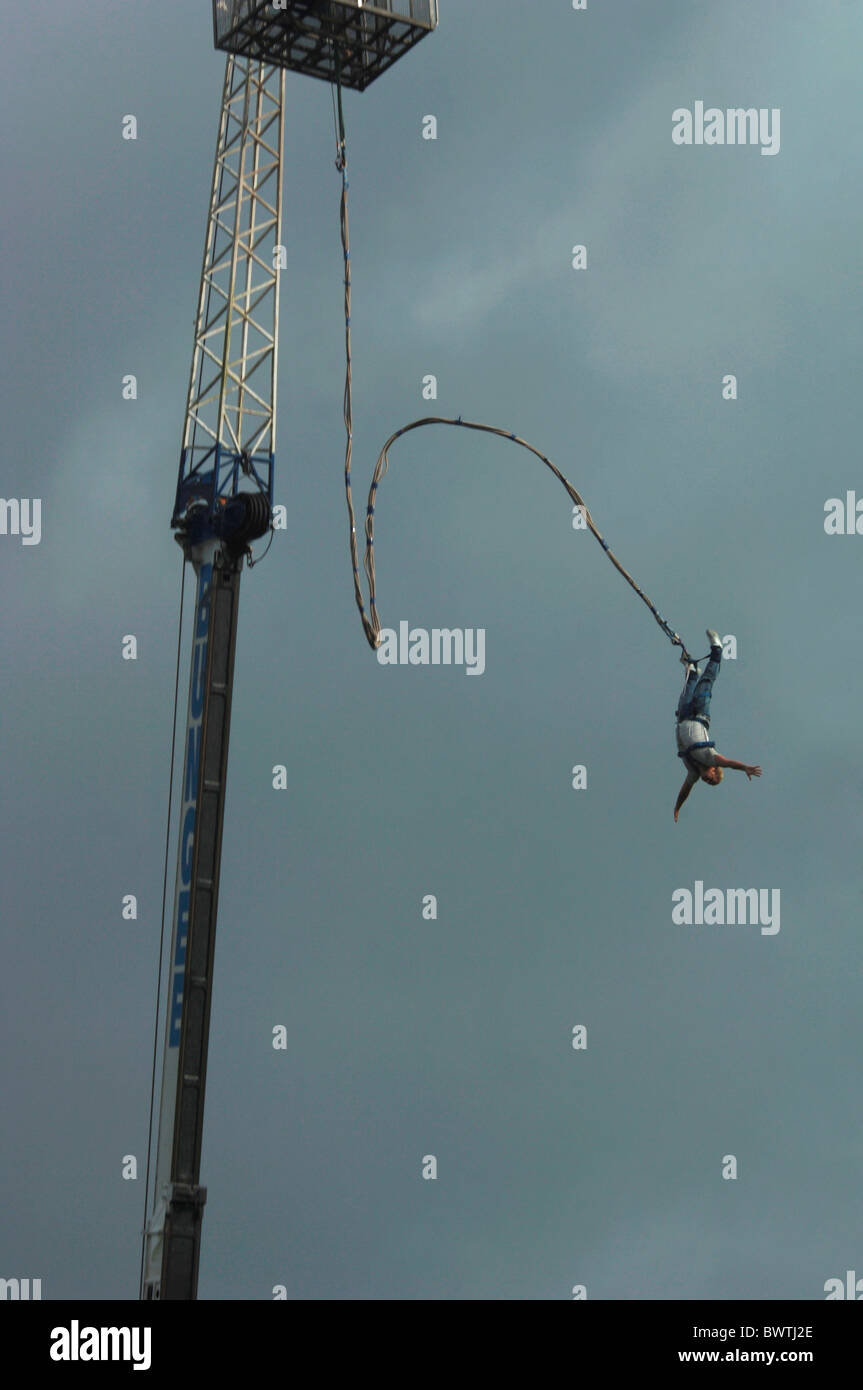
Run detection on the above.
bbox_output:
[143,0,439,1303]
[173,55,285,538]
[144,51,286,1302]
[213,0,438,91]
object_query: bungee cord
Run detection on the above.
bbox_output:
[332,66,696,669]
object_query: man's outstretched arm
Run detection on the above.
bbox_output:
[714,753,762,779]
[674,772,697,822]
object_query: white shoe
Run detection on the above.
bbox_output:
[706,628,721,649]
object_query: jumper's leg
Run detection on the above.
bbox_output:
[690,633,723,721]
[676,662,700,721]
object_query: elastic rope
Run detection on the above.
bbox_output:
[239,450,275,569]
[335,64,377,649]
[335,100,694,667]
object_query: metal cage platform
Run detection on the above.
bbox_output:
[213,1,438,91]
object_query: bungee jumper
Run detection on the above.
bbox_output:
[330,73,763,819]
[673,630,762,822]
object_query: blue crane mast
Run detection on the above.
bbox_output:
[141,0,438,1302]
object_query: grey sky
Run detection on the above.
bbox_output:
[1,0,861,1299]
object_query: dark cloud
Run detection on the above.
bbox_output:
[1,0,860,1300]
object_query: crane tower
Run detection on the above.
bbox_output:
[141,0,438,1301]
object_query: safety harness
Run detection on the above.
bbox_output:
[677,717,716,773]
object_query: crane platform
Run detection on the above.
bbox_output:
[213,0,438,91]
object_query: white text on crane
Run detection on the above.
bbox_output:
[169,562,212,1046]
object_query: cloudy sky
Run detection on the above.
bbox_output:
[2,0,861,1300]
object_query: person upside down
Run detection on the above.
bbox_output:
[674,629,762,822]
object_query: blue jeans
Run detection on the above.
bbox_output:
[677,648,722,723]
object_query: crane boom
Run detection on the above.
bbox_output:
[142,53,284,1300]
[142,0,438,1301]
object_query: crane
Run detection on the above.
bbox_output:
[140,0,439,1301]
